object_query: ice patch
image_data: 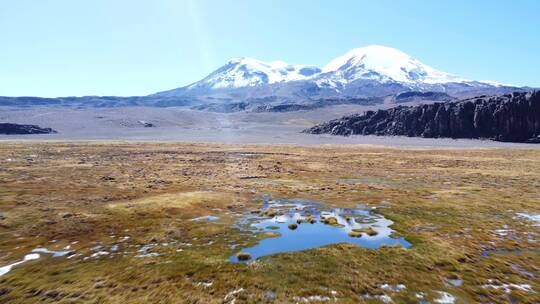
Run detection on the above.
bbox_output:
[136,244,159,258]
[0,245,78,277]
[380,283,406,292]
[294,295,333,302]
[517,213,540,226]
[0,253,40,276]
[224,288,244,302]
[32,247,73,257]
[445,278,463,287]
[434,291,455,304]
[191,215,220,222]
[363,294,392,303]
[196,281,213,288]
[482,280,533,293]
[90,251,110,258]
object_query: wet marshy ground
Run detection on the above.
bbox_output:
[0,247,73,277]
[0,143,539,303]
[230,198,411,262]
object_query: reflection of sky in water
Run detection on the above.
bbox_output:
[230,198,411,262]
[191,215,220,222]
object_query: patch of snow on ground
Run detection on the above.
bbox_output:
[434,291,455,304]
[90,251,110,258]
[0,253,40,276]
[224,288,244,303]
[293,295,332,302]
[363,294,392,303]
[196,281,213,288]
[380,283,406,292]
[517,213,540,226]
[32,247,73,257]
[482,280,533,294]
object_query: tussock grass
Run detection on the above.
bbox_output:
[0,142,538,303]
[352,227,378,236]
[236,252,252,261]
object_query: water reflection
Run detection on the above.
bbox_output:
[230,198,411,262]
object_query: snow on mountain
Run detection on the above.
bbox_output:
[153,45,521,100]
[184,45,475,92]
[187,57,321,90]
[320,45,468,85]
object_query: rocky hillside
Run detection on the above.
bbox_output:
[0,123,57,135]
[304,91,540,143]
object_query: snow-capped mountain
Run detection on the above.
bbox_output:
[154,45,525,101]
[2,45,528,110]
[318,45,468,86]
[187,57,321,90]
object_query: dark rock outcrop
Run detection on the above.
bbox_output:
[304,91,540,143]
[0,123,57,135]
[393,91,456,103]
[137,120,155,128]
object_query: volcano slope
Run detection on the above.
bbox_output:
[0,142,538,303]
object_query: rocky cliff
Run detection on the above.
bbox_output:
[0,123,57,135]
[304,91,540,143]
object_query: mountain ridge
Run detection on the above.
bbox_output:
[153,45,526,104]
[0,45,533,109]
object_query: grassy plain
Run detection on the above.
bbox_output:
[0,142,538,303]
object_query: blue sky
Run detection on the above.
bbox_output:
[1,0,539,97]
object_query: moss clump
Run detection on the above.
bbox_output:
[236,252,252,261]
[260,231,281,239]
[352,227,378,236]
[288,223,298,230]
[389,231,401,239]
[366,228,378,236]
[306,216,316,224]
[266,225,280,230]
[321,216,334,224]
[263,208,277,217]
[348,231,363,238]
[321,216,344,227]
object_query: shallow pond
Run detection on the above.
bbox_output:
[191,215,220,222]
[230,198,411,262]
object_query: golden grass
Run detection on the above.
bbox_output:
[0,142,538,303]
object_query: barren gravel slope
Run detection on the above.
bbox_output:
[0,105,537,147]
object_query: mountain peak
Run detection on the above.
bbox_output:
[152,45,517,99]
[187,57,320,90]
[321,45,467,84]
